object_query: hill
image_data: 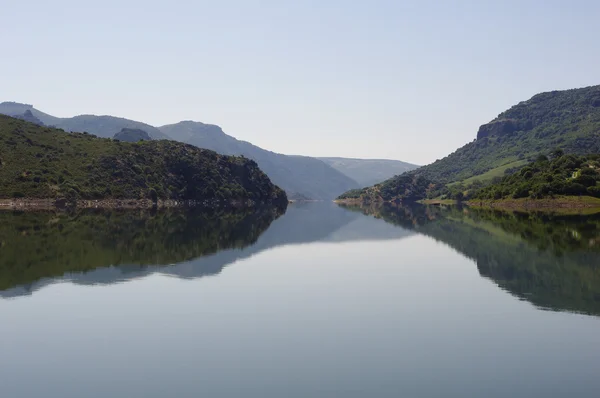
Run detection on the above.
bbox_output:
[113,128,152,142]
[56,114,169,140]
[159,121,359,200]
[0,102,61,126]
[337,174,435,203]
[339,84,600,202]
[12,110,45,126]
[414,84,600,184]
[317,157,419,187]
[0,102,168,139]
[0,115,287,207]
[0,102,419,199]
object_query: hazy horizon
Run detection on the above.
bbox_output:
[4,0,600,164]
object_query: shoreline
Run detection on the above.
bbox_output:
[335,196,600,213]
[334,198,381,205]
[418,199,458,205]
[465,196,600,211]
[0,198,287,211]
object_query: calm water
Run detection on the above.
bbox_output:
[1,203,600,397]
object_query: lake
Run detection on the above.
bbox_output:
[1,203,599,397]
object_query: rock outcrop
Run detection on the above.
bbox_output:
[113,128,152,142]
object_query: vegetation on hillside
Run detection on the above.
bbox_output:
[337,174,435,203]
[471,152,600,200]
[0,115,287,207]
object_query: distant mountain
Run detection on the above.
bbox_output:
[159,121,360,200]
[0,102,60,125]
[0,102,168,139]
[55,114,169,140]
[339,84,600,201]
[318,157,419,187]
[11,110,45,126]
[0,102,418,199]
[0,115,287,207]
[113,128,152,142]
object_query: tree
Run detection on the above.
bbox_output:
[149,188,158,203]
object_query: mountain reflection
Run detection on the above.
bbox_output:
[341,203,600,316]
[0,203,414,298]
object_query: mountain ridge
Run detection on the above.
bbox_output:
[0,102,419,200]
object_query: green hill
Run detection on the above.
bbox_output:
[339,84,600,202]
[417,84,600,184]
[337,174,435,203]
[0,115,287,207]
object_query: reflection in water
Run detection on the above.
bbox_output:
[0,207,283,296]
[5,201,600,318]
[0,203,414,297]
[341,203,600,316]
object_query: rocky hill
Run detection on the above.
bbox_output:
[339,84,600,202]
[413,84,600,184]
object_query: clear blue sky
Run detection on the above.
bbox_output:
[3,0,599,165]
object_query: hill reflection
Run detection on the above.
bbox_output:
[342,203,600,316]
[0,203,414,297]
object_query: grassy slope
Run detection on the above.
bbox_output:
[0,115,287,206]
[448,160,528,186]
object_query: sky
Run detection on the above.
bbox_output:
[2,0,600,165]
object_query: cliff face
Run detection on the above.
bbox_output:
[476,119,531,139]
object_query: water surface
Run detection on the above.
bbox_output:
[1,203,599,397]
